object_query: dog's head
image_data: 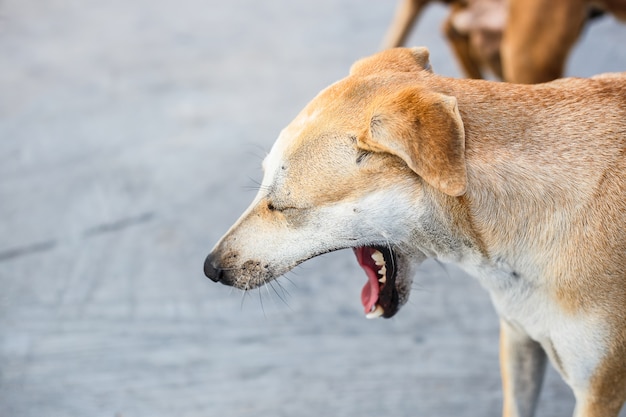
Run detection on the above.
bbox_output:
[204,47,466,319]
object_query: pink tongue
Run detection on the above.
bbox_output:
[354,247,380,314]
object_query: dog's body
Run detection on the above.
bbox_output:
[384,0,626,83]
[204,48,626,416]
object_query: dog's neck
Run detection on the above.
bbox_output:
[420,76,618,276]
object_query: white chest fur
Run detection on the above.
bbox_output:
[455,256,608,393]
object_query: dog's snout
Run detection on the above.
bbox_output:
[203,254,224,283]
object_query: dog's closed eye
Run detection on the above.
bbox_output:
[267,201,299,214]
[267,201,290,212]
[350,135,372,165]
[356,150,372,165]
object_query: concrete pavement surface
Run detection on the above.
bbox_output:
[1,1,625,416]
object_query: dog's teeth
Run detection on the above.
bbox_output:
[366,305,384,319]
[378,265,387,283]
[371,250,385,266]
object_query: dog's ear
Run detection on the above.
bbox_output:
[360,87,467,196]
[350,47,433,76]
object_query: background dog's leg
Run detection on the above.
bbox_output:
[499,319,547,417]
[501,0,587,83]
[442,4,484,79]
[382,0,431,49]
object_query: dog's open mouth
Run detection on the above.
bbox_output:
[353,246,399,319]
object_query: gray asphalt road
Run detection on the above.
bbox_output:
[1,1,625,416]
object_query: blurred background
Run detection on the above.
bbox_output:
[1,1,625,416]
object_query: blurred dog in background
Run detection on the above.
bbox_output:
[383,0,626,83]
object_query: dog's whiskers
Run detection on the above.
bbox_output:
[242,178,271,193]
[244,143,269,161]
[282,273,298,290]
[268,280,293,312]
[258,283,267,318]
[239,282,251,311]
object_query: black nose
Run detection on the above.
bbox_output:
[203,254,224,283]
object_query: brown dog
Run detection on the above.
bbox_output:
[384,0,626,83]
[204,48,626,416]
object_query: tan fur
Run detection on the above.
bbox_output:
[383,0,626,83]
[205,48,626,416]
